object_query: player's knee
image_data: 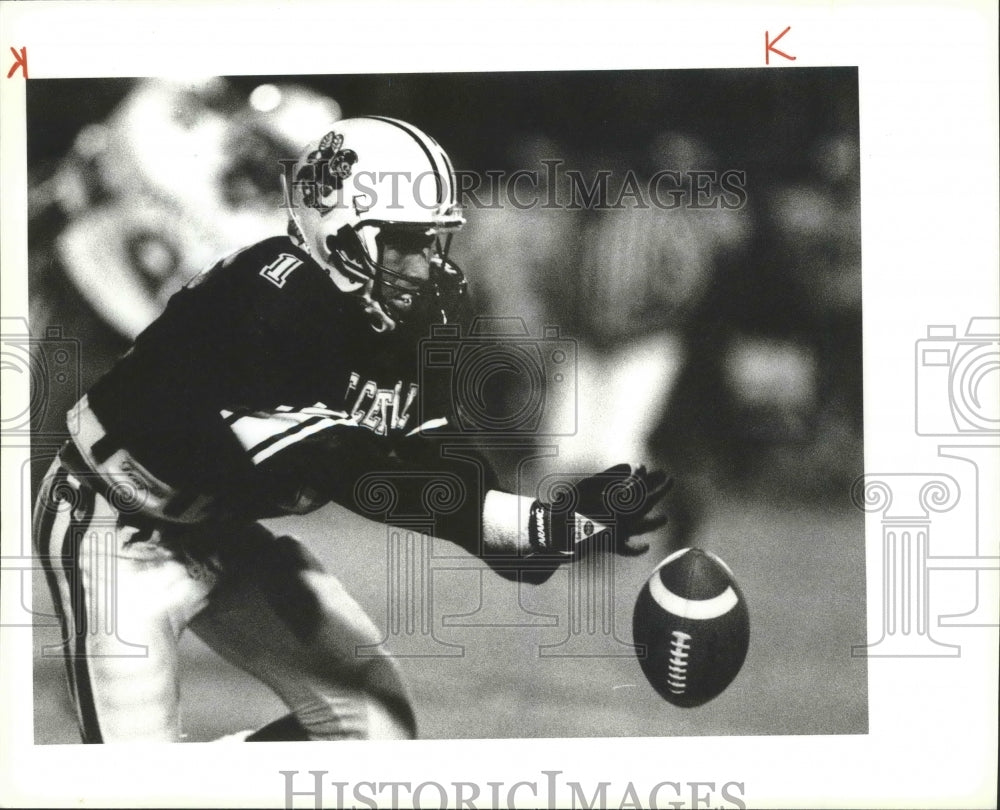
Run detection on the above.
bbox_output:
[302,651,418,740]
[294,691,416,740]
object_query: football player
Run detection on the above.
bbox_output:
[33,116,670,743]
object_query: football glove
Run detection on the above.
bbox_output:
[529,463,672,558]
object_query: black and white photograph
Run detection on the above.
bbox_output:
[1,3,996,809]
[23,67,866,746]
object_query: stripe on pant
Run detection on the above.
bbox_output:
[34,467,82,724]
[37,467,105,745]
[62,483,103,743]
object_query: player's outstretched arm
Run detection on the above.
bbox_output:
[386,430,672,566]
[265,429,669,584]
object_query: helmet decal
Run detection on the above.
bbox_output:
[329,148,359,180]
[318,130,338,150]
[297,130,359,209]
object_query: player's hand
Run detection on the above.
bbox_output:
[550,463,672,556]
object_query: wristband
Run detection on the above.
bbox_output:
[482,490,608,557]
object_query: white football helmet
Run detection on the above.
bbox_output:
[282,116,467,331]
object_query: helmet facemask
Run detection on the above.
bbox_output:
[328,224,468,333]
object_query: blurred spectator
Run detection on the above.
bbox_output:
[453,134,576,336]
[650,131,863,543]
[36,78,341,342]
[542,134,754,521]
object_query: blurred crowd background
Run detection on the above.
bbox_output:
[26,69,862,549]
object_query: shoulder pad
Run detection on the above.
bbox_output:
[249,237,321,291]
[186,236,319,292]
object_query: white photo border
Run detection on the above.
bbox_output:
[1,1,997,808]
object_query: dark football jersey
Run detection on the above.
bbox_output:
[85,235,449,516]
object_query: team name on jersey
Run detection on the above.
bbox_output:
[345,372,419,436]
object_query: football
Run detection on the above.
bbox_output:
[632,547,750,707]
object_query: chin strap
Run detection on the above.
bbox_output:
[358,282,397,333]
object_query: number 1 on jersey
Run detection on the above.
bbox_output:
[260,253,303,288]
